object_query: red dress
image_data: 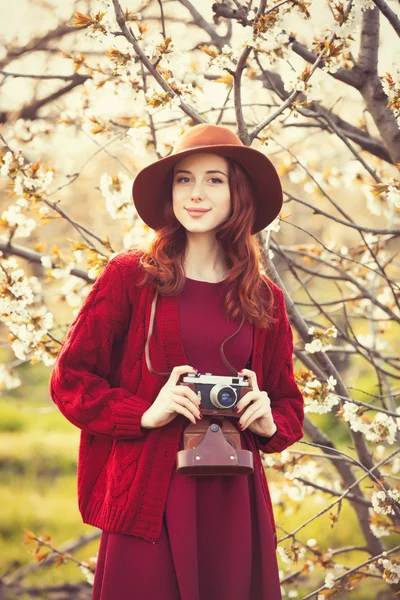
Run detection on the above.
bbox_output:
[92,277,282,600]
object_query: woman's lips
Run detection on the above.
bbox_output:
[186,209,210,218]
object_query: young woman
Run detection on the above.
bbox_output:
[49,123,304,600]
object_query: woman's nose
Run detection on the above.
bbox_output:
[190,181,204,200]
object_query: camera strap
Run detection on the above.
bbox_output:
[145,288,246,377]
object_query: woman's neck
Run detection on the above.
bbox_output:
[184,234,229,282]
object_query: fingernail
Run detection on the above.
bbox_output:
[237,423,243,431]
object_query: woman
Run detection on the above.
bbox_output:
[49,123,304,600]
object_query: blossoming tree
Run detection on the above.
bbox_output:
[0,0,399,598]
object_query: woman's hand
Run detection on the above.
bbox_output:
[141,365,201,429]
[234,368,277,437]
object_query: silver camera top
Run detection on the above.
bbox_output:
[182,372,250,387]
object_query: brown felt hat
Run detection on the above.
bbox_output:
[131,123,283,235]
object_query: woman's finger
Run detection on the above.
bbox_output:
[238,368,260,392]
[172,393,201,420]
[237,399,266,430]
[235,390,258,414]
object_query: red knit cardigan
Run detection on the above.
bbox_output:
[49,249,304,543]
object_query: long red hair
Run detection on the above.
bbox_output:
[135,156,277,330]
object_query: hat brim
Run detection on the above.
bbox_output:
[132,144,282,235]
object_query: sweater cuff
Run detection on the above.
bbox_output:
[111,395,151,438]
[256,412,295,454]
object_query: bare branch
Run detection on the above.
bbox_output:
[0,78,86,124]
[178,0,231,46]
[3,531,100,585]
[0,23,78,70]
[371,0,400,37]
[0,70,90,82]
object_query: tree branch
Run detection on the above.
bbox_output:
[0,78,87,124]
[178,0,231,46]
[0,241,92,282]
[288,35,362,88]
[357,7,400,163]
[371,0,400,38]
[111,0,206,125]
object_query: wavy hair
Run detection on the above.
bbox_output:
[135,156,278,330]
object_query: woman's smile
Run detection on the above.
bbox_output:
[186,208,211,217]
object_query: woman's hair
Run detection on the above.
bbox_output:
[135,156,278,330]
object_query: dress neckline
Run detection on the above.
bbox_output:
[185,276,226,284]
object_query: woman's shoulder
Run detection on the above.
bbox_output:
[259,273,286,323]
[105,249,148,299]
[108,248,146,275]
[259,273,284,303]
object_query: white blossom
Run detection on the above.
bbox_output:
[0,151,14,176]
[79,553,98,586]
[305,325,336,354]
[361,0,377,10]
[370,522,391,538]
[324,572,336,589]
[265,216,280,232]
[125,126,151,156]
[40,256,53,269]
[277,544,306,564]
[305,338,323,353]
[379,558,400,584]
[371,489,400,515]
[1,204,37,238]
[0,364,21,392]
[364,412,398,445]
[387,181,400,207]
[99,171,137,225]
[326,376,337,391]
[342,402,368,434]
[357,334,388,351]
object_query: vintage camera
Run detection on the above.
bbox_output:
[176,371,255,475]
[179,372,252,417]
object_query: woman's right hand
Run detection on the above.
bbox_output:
[141,365,202,429]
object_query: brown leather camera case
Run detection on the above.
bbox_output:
[176,417,254,476]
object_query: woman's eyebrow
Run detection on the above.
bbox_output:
[174,169,227,176]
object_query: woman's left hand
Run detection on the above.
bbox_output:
[234,368,277,438]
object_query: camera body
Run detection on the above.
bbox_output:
[179,372,252,417]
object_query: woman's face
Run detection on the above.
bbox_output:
[172,152,231,234]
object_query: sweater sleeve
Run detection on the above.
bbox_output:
[255,289,305,454]
[49,257,150,439]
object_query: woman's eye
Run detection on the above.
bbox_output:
[175,176,224,184]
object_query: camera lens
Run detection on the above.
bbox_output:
[210,385,237,409]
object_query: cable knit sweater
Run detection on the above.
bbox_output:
[49,249,304,543]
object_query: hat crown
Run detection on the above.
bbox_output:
[172,124,243,155]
